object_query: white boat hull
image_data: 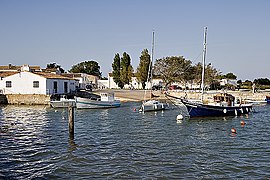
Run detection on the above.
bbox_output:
[76,97,121,109]
[50,100,76,108]
[140,100,167,112]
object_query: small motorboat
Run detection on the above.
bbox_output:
[50,95,76,108]
[76,92,120,109]
[139,99,167,112]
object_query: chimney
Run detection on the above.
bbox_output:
[21,64,30,72]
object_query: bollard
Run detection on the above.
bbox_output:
[68,105,75,139]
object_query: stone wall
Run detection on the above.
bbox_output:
[96,89,270,102]
[5,94,51,105]
[169,90,269,101]
[0,95,8,104]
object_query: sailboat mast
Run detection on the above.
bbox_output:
[150,31,155,88]
[144,31,155,101]
[201,27,207,101]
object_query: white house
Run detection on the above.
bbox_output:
[0,71,77,95]
[98,73,164,89]
[61,73,99,90]
[101,73,142,89]
[220,79,237,87]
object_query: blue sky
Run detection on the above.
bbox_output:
[1,0,269,80]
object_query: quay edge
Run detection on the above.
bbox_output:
[1,94,51,105]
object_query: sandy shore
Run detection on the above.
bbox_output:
[93,89,270,102]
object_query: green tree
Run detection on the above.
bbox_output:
[46,62,65,73]
[111,52,133,89]
[194,63,222,85]
[237,80,242,84]
[112,53,122,88]
[120,52,133,86]
[205,63,220,85]
[153,56,192,87]
[174,57,193,87]
[254,78,270,85]
[136,49,151,89]
[69,60,101,77]
[225,72,237,79]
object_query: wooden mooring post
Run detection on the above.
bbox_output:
[68,105,75,139]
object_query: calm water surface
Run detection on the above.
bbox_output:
[0,102,270,179]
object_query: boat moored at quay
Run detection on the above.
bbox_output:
[75,92,121,109]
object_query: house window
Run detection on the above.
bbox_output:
[6,81,12,88]
[53,81,57,93]
[33,81,39,88]
[64,82,68,93]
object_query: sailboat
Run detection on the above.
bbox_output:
[167,27,253,117]
[139,31,167,112]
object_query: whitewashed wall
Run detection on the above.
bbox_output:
[102,75,163,89]
[2,72,47,94]
[0,72,77,95]
[108,76,119,89]
[46,79,76,95]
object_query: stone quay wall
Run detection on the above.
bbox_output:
[167,90,269,101]
[4,94,51,105]
[105,89,270,102]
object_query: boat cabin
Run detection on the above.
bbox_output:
[213,93,235,106]
[100,92,115,102]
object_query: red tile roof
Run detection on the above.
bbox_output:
[0,65,41,71]
[0,72,19,78]
[34,72,76,80]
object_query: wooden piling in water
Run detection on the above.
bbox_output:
[68,105,75,138]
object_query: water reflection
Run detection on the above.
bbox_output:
[0,103,269,179]
[68,136,77,153]
[0,105,49,139]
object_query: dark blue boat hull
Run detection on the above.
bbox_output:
[166,94,253,117]
[266,96,270,103]
[184,101,252,117]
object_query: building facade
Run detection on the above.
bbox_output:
[61,73,99,90]
[0,71,77,95]
[97,73,164,89]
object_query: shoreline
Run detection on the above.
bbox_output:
[1,89,269,105]
[94,89,270,102]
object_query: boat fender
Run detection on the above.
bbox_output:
[240,108,243,114]
[155,104,157,109]
[231,128,237,134]
[176,114,183,120]
[223,109,227,114]
[235,109,237,116]
[246,108,249,113]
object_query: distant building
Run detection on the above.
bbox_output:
[61,73,99,90]
[98,73,164,89]
[0,68,77,95]
[41,67,62,74]
[0,64,42,72]
[220,79,237,87]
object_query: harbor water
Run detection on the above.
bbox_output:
[0,102,270,179]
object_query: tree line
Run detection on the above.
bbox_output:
[46,50,269,90]
[111,49,221,89]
